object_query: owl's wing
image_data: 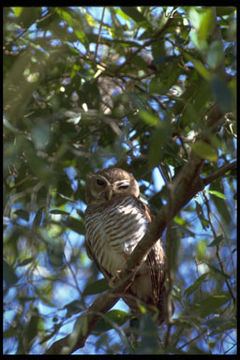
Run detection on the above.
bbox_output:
[85,236,113,281]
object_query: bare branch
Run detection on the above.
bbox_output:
[203,161,236,186]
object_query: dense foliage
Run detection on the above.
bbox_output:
[3,6,236,355]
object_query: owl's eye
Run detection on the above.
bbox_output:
[118,184,129,190]
[96,179,106,186]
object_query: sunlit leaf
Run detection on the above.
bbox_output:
[94,310,130,332]
[191,140,218,161]
[139,111,159,126]
[184,52,211,81]
[206,190,227,200]
[196,240,207,261]
[12,7,23,17]
[198,9,214,43]
[49,209,70,215]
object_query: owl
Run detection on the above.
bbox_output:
[85,167,166,323]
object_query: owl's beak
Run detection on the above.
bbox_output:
[105,186,113,201]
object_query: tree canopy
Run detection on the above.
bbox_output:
[3,6,236,355]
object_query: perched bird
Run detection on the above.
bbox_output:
[85,167,167,323]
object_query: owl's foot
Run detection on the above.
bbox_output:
[109,270,122,288]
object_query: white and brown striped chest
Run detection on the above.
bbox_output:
[85,196,149,276]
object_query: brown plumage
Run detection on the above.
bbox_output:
[85,167,166,323]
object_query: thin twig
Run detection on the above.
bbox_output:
[203,161,236,186]
[94,7,106,65]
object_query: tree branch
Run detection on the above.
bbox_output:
[203,161,236,186]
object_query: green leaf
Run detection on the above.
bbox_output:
[139,111,159,126]
[184,273,208,296]
[206,263,231,279]
[135,313,159,354]
[13,209,29,221]
[209,318,236,335]
[148,116,172,167]
[195,201,209,230]
[12,7,23,17]
[206,190,227,200]
[34,287,55,307]
[216,7,236,16]
[64,300,84,316]
[64,216,85,234]
[24,308,42,345]
[207,234,224,247]
[129,93,147,111]
[194,294,231,317]
[49,209,70,215]
[55,8,88,46]
[114,8,132,22]
[196,240,207,261]
[189,8,201,30]
[32,207,44,230]
[191,140,218,161]
[104,309,129,325]
[120,7,150,27]
[189,8,214,49]
[83,278,109,296]
[210,181,232,225]
[94,310,130,332]
[207,41,224,69]
[3,260,18,286]
[184,52,211,81]
[18,258,34,267]
[198,9,214,43]
[4,326,18,339]
[211,76,234,112]
[31,121,50,150]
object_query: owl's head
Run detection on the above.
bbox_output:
[85,167,139,204]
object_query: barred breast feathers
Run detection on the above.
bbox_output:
[85,196,149,275]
